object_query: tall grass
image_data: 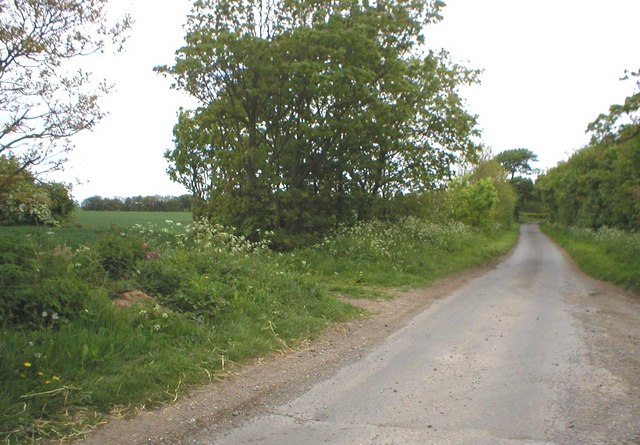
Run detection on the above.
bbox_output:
[541,224,640,292]
[1,215,518,443]
[298,218,518,292]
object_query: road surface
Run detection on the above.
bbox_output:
[194,224,640,444]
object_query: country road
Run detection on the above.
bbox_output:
[82,224,640,445]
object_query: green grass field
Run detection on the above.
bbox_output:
[72,210,193,227]
[0,210,194,247]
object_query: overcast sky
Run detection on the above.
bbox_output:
[53,0,640,202]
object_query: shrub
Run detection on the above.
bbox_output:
[46,182,76,221]
[0,156,76,226]
[0,237,91,327]
[136,252,185,297]
[95,231,147,280]
[446,176,499,228]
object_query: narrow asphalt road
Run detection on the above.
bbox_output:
[196,224,640,445]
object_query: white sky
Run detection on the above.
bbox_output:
[53,0,640,202]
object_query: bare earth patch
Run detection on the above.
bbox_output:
[112,290,155,308]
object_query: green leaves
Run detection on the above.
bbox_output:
[536,134,640,230]
[161,0,479,243]
[587,69,640,144]
[494,148,539,180]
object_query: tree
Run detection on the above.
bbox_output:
[452,158,515,228]
[447,176,498,228]
[45,182,76,220]
[537,72,640,231]
[0,0,130,176]
[0,155,74,225]
[510,176,536,213]
[81,195,125,211]
[587,69,640,144]
[536,135,640,230]
[158,0,479,244]
[81,194,191,212]
[494,148,539,180]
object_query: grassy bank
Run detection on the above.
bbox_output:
[541,224,640,292]
[1,215,518,443]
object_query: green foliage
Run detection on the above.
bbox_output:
[444,160,515,229]
[536,134,640,230]
[45,183,76,221]
[81,195,126,211]
[536,72,639,231]
[81,195,192,212]
[447,177,498,227]
[494,148,539,180]
[95,231,147,280]
[587,68,640,144]
[0,156,76,226]
[0,156,56,226]
[159,0,480,243]
[510,176,538,214]
[0,237,91,327]
[542,224,640,292]
[493,148,541,217]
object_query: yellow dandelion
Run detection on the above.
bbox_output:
[51,375,60,381]
[23,362,32,368]
[37,371,44,376]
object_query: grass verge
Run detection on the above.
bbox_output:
[541,224,640,292]
[1,216,518,443]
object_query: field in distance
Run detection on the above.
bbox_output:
[0,210,194,246]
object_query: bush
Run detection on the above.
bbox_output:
[46,182,76,221]
[0,237,91,327]
[447,176,499,228]
[0,156,76,226]
[95,231,147,280]
[136,253,185,297]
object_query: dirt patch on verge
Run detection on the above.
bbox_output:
[78,262,498,445]
[112,290,155,308]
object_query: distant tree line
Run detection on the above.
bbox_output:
[81,195,192,212]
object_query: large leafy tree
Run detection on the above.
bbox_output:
[0,0,130,176]
[159,0,479,243]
